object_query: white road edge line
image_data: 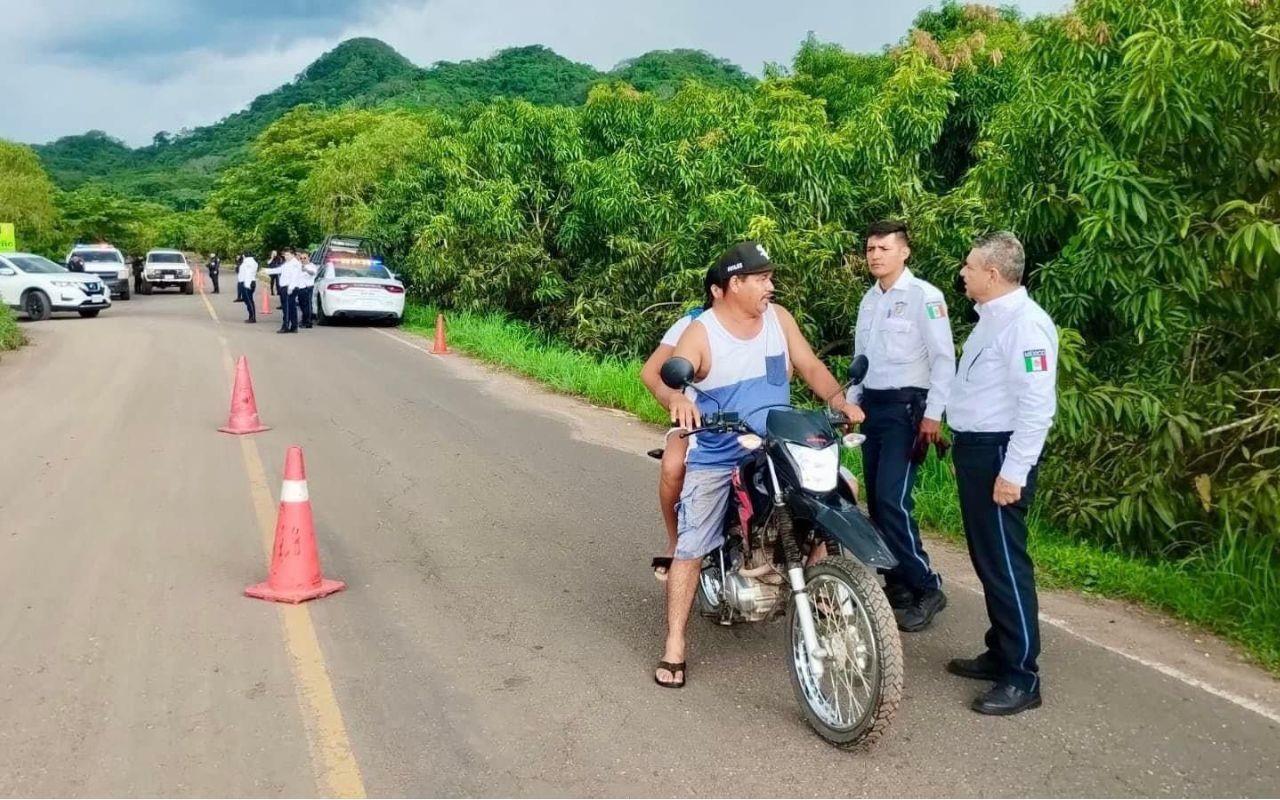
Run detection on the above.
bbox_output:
[372,323,1280,726]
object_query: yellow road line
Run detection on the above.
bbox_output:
[218,340,366,797]
[197,276,219,322]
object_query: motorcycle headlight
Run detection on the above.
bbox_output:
[784,442,839,492]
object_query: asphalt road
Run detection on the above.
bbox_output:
[0,283,1277,797]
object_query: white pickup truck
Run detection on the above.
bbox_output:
[140,249,193,294]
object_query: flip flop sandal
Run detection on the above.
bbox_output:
[654,660,686,689]
[651,556,673,581]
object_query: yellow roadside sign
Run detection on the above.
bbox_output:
[0,223,14,252]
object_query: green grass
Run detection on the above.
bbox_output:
[403,301,1280,672]
[0,304,25,353]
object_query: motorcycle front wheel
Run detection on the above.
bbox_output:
[786,556,903,749]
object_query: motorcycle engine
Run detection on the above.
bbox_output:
[723,570,786,622]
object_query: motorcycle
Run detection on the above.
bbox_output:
[657,354,903,749]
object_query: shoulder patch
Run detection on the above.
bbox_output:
[925,301,947,319]
[1023,349,1049,373]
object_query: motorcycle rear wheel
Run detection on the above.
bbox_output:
[787,556,903,749]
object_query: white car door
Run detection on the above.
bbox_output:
[0,256,20,305]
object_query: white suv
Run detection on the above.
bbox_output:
[0,252,111,320]
[65,243,131,300]
[141,249,193,294]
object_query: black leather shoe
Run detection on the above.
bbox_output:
[971,683,1042,716]
[896,589,947,632]
[883,583,913,610]
[946,654,1003,681]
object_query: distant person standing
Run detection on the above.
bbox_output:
[131,255,145,294]
[267,250,283,299]
[271,249,303,334]
[297,251,317,329]
[237,252,259,323]
[207,253,221,294]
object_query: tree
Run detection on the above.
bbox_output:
[0,140,59,253]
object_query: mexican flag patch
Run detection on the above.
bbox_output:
[925,301,947,319]
[1023,349,1049,373]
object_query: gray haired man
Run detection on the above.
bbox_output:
[944,232,1058,716]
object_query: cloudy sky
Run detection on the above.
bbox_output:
[3,0,1068,148]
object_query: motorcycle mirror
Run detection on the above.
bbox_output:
[848,354,869,386]
[659,356,695,390]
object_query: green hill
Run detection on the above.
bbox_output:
[33,39,756,208]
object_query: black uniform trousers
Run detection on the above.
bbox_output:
[240,282,256,322]
[861,387,941,594]
[208,266,220,293]
[953,431,1041,693]
[298,286,313,326]
[279,287,298,332]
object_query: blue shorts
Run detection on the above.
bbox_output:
[675,467,734,560]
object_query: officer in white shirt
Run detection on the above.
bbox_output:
[944,231,1058,717]
[297,251,318,329]
[236,253,259,323]
[269,250,303,334]
[847,220,955,632]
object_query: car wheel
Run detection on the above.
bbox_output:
[316,296,331,326]
[23,290,52,321]
[120,283,132,301]
[182,281,194,295]
[78,309,100,318]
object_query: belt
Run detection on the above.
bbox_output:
[861,387,927,403]
[953,431,1013,446]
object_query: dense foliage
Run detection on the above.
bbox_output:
[8,1,1278,579]
[208,0,1279,568]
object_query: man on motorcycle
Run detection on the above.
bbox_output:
[655,241,864,689]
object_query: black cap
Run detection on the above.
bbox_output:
[712,240,775,284]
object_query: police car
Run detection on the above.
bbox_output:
[310,236,405,325]
[65,243,131,300]
[140,249,193,294]
[0,252,111,320]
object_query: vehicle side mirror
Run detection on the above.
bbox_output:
[0,267,14,276]
[848,354,869,386]
[660,356,695,390]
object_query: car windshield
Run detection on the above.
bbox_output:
[75,250,123,263]
[148,253,185,264]
[9,256,67,274]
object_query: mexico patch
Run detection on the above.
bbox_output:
[1023,349,1049,373]
[925,301,947,319]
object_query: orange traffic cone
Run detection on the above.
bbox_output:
[218,355,270,435]
[245,446,346,604]
[259,284,272,315]
[431,313,449,355]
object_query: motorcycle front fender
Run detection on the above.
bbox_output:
[788,492,898,570]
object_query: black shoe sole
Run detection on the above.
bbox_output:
[971,694,1042,716]
[946,660,1002,682]
[897,592,948,632]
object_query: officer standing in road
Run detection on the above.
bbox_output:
[131,255,145,294]
[847,220,955,632]
[297,250,317,329]
[944,231,1058,716]
[207,253,221,294]
[237,251,259,323]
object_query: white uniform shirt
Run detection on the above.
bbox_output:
[946,287,1058,487]
[237,257,258,287]
[279,257,304,290]
[299,259,318,288]
[848,268,955,420]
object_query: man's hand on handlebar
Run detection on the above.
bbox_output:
[831,398,865,426]
[668,395,701,431]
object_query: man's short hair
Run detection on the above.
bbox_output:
[973,231,1025,284]
[865,219,910,247]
